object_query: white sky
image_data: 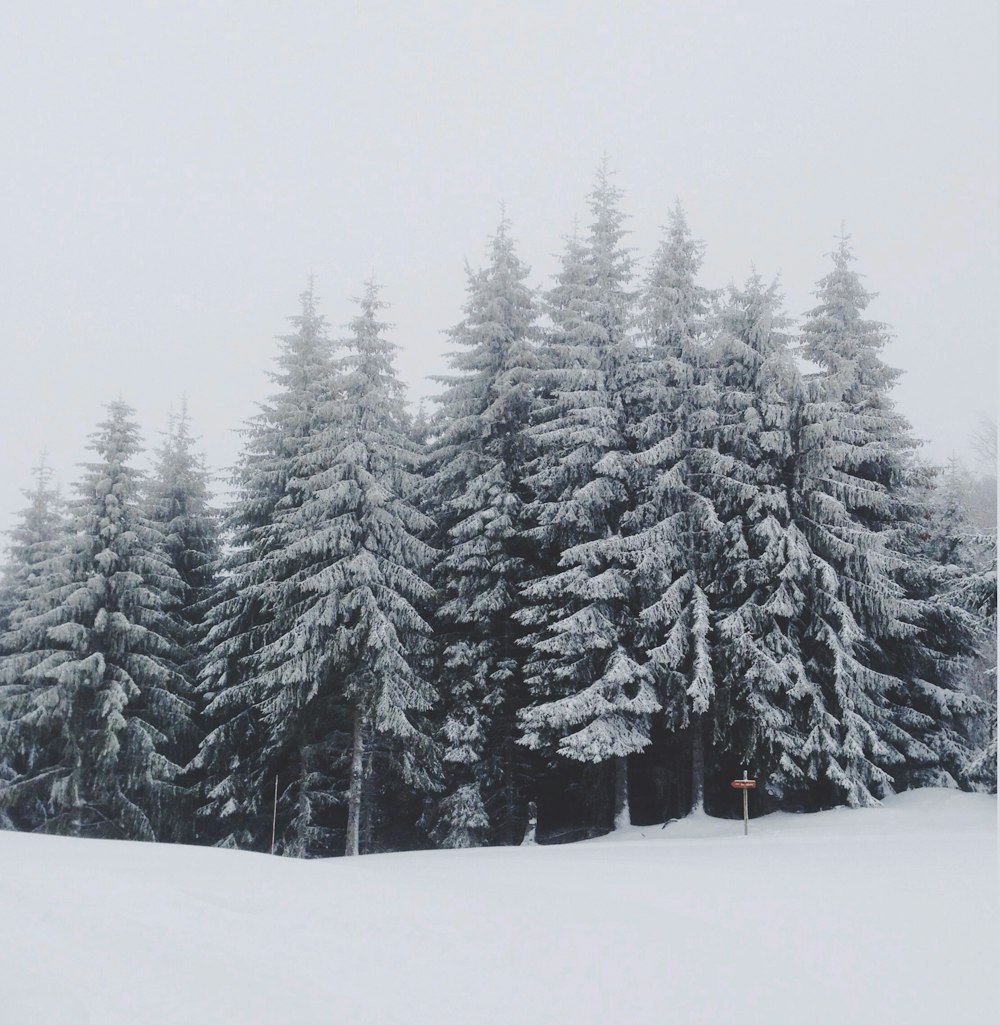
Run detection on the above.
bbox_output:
[1,0,997,531]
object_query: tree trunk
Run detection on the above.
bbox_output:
[612,755,631,830]
[691,716,705,815]
[521,800,537,846]
[504,732,516,845]
[345,705,366,857]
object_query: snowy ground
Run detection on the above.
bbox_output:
[1,789,996,1025]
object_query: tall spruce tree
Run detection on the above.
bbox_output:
[0,401,191,839]
[628,204,720,814]
[793,236,979,805]
[197,280,438,856]
[427,215,542,847]
[287,279,438,856]
[708,274,812,801]
[517,162,656,830]
[195,283,337,850]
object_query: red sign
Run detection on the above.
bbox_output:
[730,779,757,789]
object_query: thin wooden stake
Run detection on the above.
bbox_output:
[742,769,749,836]
[270,774,279,855]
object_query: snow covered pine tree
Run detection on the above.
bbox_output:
[517,162,657,831]
[0,401,192,839]
[194,283,338,851]
[427,215,542,847]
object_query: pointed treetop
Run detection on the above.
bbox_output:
[355,275,391,321]
[301,275,319,318]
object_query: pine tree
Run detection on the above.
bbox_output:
[0,457,65,638]
[0,401,191,839]
[148,404,220,661]
[792,236,979,805]
[627,204,720,814]
[146,403,220,837]
[909,458,995,790]
[0,457,67,829]
[289,279,438,856]
[517,161,656,830]
[427,214,542,847]
[194,283,337,850]
[708,274,811,801]
[196,280,438,857]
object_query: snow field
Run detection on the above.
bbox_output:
[1,788,996,1025]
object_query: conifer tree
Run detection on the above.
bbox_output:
[146,403,220,836]
[517,162,655,829]
[196,280,438,856]
[627,204,720,813]
[0,401,191,839]
[708,274,811,799]
[427,215,542,847]
[0,457,67,828]
[792,237,979,805]
[148,404,220,663]
[284,279,437,856]
[194,283,337,850]
[0,457,65,639]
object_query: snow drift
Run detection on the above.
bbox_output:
[2,788,996,1025]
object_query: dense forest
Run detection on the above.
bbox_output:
[1,165,995,855]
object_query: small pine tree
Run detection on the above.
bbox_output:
[0,401,191,839]
[0,457,67,829]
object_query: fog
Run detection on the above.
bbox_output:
[1,0,997,530]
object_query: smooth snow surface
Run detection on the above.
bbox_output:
[2,789,996,1025]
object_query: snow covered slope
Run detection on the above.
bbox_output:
[2,789,996,1025]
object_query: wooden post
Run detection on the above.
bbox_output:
[742,769,749,836]
[270,774,279,855]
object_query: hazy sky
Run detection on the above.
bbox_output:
[1,0,997,533]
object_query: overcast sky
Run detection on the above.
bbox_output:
[1,0,997,533]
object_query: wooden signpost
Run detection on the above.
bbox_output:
[730,770,757,835]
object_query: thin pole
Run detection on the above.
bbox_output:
[742,769,749,836]
[270,773,279,855]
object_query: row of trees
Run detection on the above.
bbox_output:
[1,165,995,855]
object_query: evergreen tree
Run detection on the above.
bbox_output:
[793,237,979,805]
[194,283,337,850]
[708,274,811,800]
[0,457,67,828]
[146,403,220,836]
[627,204,720,814]
[0,401,191,839]
[427,215,542,847]
[288,279,437,856]
[0,457,65,638]
[148,404,220,662]
[916,457,996,790]
[517,161,655,830]
[196,280,438,857]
